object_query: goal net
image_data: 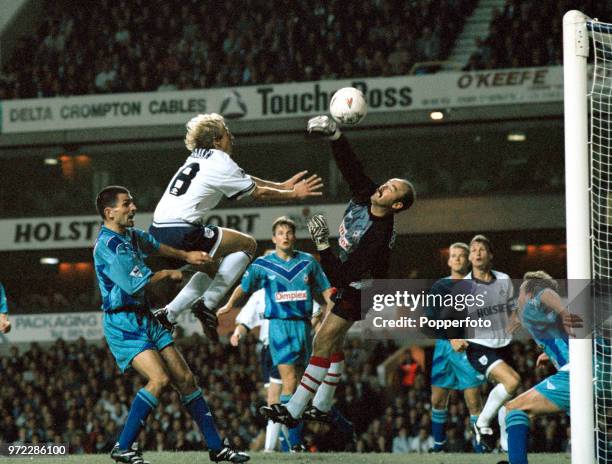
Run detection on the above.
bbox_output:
[564,11,612,464]
[591,20,612,464]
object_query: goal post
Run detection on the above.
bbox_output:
[563,9,609,464]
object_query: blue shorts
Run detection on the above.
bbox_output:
[149,223,222,257]
[431,340,486,390]
[534,369,570,413]
[260,345,281,384]
[103,312,174,373]
[268,319,311,366]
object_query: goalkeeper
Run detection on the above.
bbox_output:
[262,115,415,427]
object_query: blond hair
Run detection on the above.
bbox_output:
[184,113,228,151]
[449,242,469,254]
[522,270,559,294]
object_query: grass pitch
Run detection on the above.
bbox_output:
[3,452,569,464]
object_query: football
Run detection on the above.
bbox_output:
[329,87,368,125]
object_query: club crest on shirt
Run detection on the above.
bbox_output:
[303,275,310,284]
[130,266,143,278]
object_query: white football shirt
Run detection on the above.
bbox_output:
[236,289,268,345]
[153,148,256,225]
[464,270,515,348]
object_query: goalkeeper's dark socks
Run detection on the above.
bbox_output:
[118,388,157,450]
[506,410,529,464]
[183,388,223,451]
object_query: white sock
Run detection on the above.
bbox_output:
[265,419,280,451]
[202,252,251,309]
[312,353,344,412]
[166,272,212,322]
[498,406,508,451]
[286,356,330,419]
[477,383,512,427]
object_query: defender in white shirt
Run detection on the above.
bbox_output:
[450,235,521,451]
[150,113,323,340]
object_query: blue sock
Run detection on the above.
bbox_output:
[279,431,290,452]
[431,408,447,451]
[183,388,222,451]
[281,394,302,447]
[506,410,529,464]
[471,414,485,453]
[118,388,158,450]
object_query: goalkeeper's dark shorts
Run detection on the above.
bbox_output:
[331,286,364,321]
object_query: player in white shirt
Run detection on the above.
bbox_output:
[450,235,521,451]
[149,113,323,339]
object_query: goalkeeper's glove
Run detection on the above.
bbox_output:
[307,115,342,141]
[308,214,331,251]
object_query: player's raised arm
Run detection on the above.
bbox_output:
[251,170,322,191]
[307,115,377,200]
[250,175,323,201]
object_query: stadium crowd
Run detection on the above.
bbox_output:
[0,334,569,455]
[0,0,477,99]
[465,0,612,70]
[1,0,612,100]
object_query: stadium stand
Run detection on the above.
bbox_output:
[465,0,612,70]
[0,334,569,454]
[0,0,477,99]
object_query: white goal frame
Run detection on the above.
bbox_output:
[563,10,596,464]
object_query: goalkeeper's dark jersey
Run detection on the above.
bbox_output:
[321,136,396,290]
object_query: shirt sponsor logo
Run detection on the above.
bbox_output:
[275,291,308,303]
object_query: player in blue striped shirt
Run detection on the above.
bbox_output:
[222,216,334,450]
[502,271,582,464]
[0,282,10,333]
[94,185,249,464]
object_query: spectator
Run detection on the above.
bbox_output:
[398,351,419,391]
[1,0,480,99]
[392,427,411,453]
[409,427,435,453]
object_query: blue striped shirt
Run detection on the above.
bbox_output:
[93,226,160,311]
[241,251,330,320]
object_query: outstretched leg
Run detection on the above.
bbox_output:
[160,344,249,462]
